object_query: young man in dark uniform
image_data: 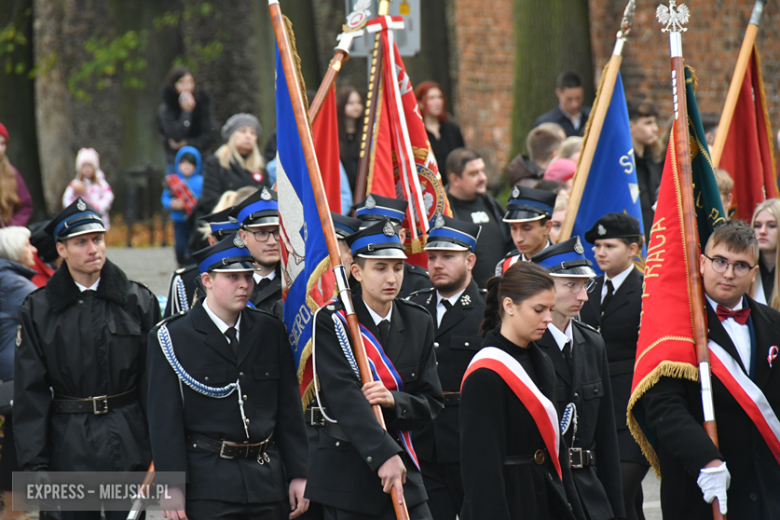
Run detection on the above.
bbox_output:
[147,234,309,520]
[640,221,780,519]
[164,206,241,317]
[407,215,485,520]
[305,219,444,520]
[580,213,648,520]
[354,194,433,298]
[230,187,282,315]
[15,198,160,520]
[532,237,625,520]
[495,186,556,276]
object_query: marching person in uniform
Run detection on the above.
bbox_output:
[407,214,485,520]
[531,237,624,520]
[460,262,584,520]
[230,186,282,314]
[147,233,309,520]
[354,194,433,298]
[305,219,444,520]
[495,186,556,276]
[580,213,649,520]
[14,198,160,520]
[639,221,780,519]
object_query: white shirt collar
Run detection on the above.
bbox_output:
[436,288,467,327]
[605,264,634,293]
[253,270,277,284]
[75,278,100,292]
[202,297,242,339]
[548,320,573,352]
[705,294,743,312]
[364,299,393,326]
[520,241,551,262]
[705,295,751,373]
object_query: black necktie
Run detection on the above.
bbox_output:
[378,320,391,348]
[562,340,573,372]
[225,326,239,356]
[256,277,272,291]
[601,280,615,315]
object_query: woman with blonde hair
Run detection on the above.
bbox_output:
[0,123,33,228]
[752,198,780,309]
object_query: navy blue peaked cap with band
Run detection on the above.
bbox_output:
[531,236,595,278]
[229,186,279,228]
[354,193,408,226]
[45,197,105,241]
[192,232,257,274]
[346,219,408,260]
[503,186,557,223]
[584,212,642,243]
[424,214,481,252]
[199,207,240,240]
[332,212,362,240]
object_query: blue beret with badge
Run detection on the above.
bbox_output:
[44,197,105,241]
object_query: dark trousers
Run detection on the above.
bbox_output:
[186,499,282,520]
[173,220,193,266]
[323,502,431,520]
[420,460,463,520]
[61,512,142,520]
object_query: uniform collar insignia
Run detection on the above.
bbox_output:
[460,294,472,306]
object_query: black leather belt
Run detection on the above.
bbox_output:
[185,431,273,464]
[568,447,596,468]
[52,388,137,415]
[304,406,326,426]
[443,392,460,407]
[504,449,546,466]
[609,360,635,376]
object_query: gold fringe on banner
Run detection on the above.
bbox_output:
[283,15,311,128]
[754,47,778,177]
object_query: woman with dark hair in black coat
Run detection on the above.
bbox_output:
[158,66,218,172]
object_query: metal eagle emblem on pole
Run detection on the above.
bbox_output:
[657,0,690,33]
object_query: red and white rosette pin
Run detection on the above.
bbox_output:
[768,346,779,368]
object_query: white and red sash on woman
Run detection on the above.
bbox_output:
[462,346,562,479]
[708,340,780,465]
[334,310,420,471]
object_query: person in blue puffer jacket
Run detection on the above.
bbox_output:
[163,146,204,267]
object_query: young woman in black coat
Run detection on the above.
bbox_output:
[158,66,217,171]
[460,262,585,520]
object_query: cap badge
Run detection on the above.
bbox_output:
[383,221,395,237]
[261,187,272,201]
[77,199,87,211]
[434,214,445,229]
[598,224,607,236]
[574,238,584,254]
[365,194,377,210]
[511,186,520,199]
[233,234,245,248]
[229,216,239,224]
[460,294,472,306]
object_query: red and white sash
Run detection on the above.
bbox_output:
[462,347,562,479]
[708,340,780,465]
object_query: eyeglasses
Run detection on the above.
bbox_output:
[703,254,756,278]
[247,228,280,242]
[556,279,595,294]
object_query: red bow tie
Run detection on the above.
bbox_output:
[716,305,751,325]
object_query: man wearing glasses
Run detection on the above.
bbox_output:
[230,187,282,315]
[532,237,624,520]
[640,220,780,519]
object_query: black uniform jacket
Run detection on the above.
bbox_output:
[459,330,585,520]
[398,262,433,299]
[147,301,308,504]
[163,264,202,318]
[537,321,624,520]
[305,297,444,515]
[251,267,282,316]
[408,280,486,463]
[580,268,647,464]
[640,298,780,520]
[15,260,159,472]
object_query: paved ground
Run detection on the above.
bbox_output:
[106,247,664,518]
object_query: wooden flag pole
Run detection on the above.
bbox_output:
[309,50,349,122]
[711,0,768,167]
[559,0,635,242]
[268,2,410,518]
[658,2,725,518]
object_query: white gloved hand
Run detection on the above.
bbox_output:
[697,462,731,515]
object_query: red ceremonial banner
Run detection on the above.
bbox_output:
[312,84,343,214]
[718,46,778,221]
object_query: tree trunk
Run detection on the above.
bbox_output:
[510,0,594,158]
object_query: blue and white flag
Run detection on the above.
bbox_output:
[275,45,335,403]
[571,72,646,274]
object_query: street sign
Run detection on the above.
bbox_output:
[345,0,420,57]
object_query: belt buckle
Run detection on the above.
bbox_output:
[309,407,325,427]
[92,395,109,415]
[569,447,584,469]
[219,441,235,460]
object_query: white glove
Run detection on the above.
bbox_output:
[697,462,731,515]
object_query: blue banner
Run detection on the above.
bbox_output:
[275,45,333,394]
[572,72,646,274]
